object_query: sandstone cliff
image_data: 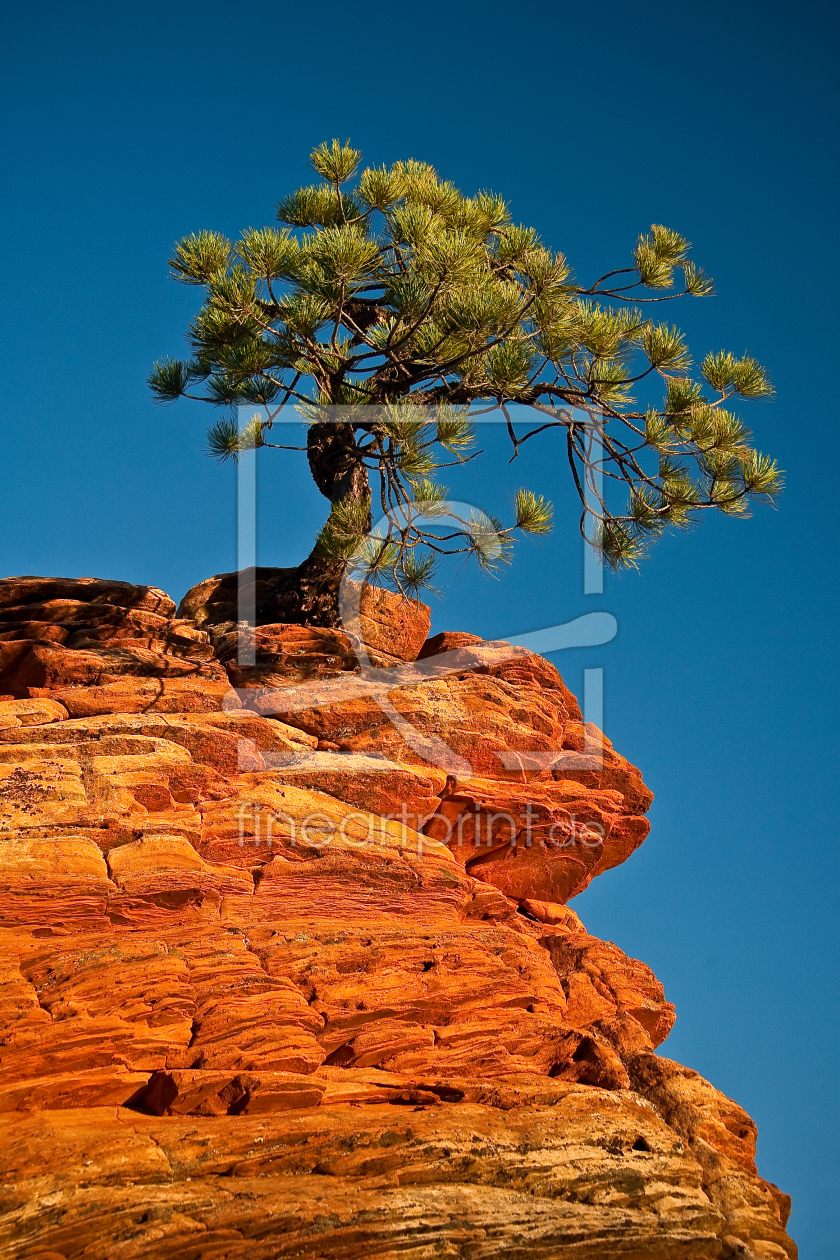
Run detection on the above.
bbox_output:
[0,575,795,1259]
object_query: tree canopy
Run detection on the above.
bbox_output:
[150,140,782,601]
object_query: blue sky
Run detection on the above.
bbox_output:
[1,1,838,1251]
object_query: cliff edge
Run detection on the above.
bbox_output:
[0,575,795,1259]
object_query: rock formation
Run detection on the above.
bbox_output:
[0,574,795,1258]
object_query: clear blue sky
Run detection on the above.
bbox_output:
[1,1,837,1252]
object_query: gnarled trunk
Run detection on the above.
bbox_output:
[305,419,371,510]
[258,421,371,628]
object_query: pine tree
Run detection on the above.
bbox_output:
[150,140,782,625]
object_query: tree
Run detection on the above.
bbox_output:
[150,140,782,626]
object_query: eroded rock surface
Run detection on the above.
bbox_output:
[0,576,795,1259]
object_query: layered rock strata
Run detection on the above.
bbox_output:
[0,575,795,1259]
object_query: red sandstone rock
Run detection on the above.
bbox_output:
[29,676,238,715]
[0,698,68,730]
[342,577,431,664]
[0,576,176,615]
[1,641,226,693]
[0,576,796,1259]
[217,623,361,692]
[424,773,650,901]
[246,649,579,780]
[247,750,448,818]
[178,569,431,664]
[0,711,314,775]
[176,566,289,626]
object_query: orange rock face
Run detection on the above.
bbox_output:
[0,576,795,1259]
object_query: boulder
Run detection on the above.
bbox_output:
[178,568,431,664]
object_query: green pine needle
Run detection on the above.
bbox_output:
[514,489,553,535]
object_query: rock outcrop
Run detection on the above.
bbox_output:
[0,575,796,1259]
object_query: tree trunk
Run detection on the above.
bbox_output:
[256,421,371,629]
[305,419,371,509]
